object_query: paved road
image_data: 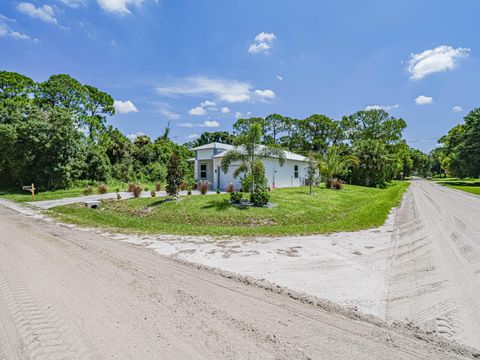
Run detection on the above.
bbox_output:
[387,179,480,349]
[0,204,473,359]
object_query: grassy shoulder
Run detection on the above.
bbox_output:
[433,177,480,196]
[51,181,409,237]
[0,181,160,203]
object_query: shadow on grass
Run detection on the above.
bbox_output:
[201,199,249,211]
[443,181,480,187]
[147,198,180,208]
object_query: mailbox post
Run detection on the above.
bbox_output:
[22,183,36,200]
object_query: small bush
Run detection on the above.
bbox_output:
[131,184,143,198]
[216,189,221,194]
[155,182,162,191]
[197,181,209,195]
[116,188,120,193]
[327,178,343,190]
[144,187,149,192]
[116,193,121,200]
[98,183,108,194]
[250,186,270,207]
[128,183,136,192]
[187,189,192,196]
[150,190,156,197]
[226,183,234,193]
[83,185,93,195]
[180,182,189,191]
[230,191,243,204]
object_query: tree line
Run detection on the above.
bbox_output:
[1,70,442,192]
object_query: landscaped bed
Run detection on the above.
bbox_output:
[51,182,409,236]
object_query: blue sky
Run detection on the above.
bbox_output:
[1,0,479,152]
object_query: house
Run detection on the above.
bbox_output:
[190,142,312,190]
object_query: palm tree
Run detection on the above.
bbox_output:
[317,146,359,188]
[221,123,285,194]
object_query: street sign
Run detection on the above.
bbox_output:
[22,183,36,200]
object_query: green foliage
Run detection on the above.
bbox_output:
[230,191,243,204]
[166,153,184,197]
[250,184,270,207]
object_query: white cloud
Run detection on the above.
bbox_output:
[364,104,400,111]
[97,0,143,15]
[114,99,139,113]
[415,95,433,105]
[0,22,31,40]
[178,122,195,128]
[248,32,276,54]
[157,76,253,103]
[221,107,230,114]
[188,133,200,139]
[234,112,242,119]
[17,3,58,24]
[201,120,220,128]
[59,0,87,7]
[255,89,276,101]
[200,100,216,108]
[159,109,180,120]
[276,74,283,81]
[246,111,252,115]
[188,106,207,116]
[452,105,463,113]
[408,45,470,80]
[127,132,145,142]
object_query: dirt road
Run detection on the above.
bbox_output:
[0,204,474,359]
[387,178,480,349]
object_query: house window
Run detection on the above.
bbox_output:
[200,164,207,179]
[294,165,299,178]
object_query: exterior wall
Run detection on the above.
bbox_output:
[215,158,311,191]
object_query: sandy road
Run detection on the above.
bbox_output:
[0,205,475,359]
[387,178,480,349]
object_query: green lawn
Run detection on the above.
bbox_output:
[51,182,409,236]
[433,177,480,196]
[0,180,160,203]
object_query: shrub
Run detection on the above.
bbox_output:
[132,184,143,198]
[216,188,221,194]
[144,187,149,192]
[128,183,136,192]
[83,185,93,195]
[166,153,184,197]
[98,183,108,194]
[116,193,121,200]
[197,181,209,195]
[226,183,234,193]
[150,190,156,197]
[180,182,189,191]
[116,188,120,193]
[187,189,192,196]
[230,191,243,204]
[327,178,342,190]
[155,182,162,191]
[250,185,270,207]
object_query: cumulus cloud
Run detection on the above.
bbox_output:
[188,106,207,116]
[415,95,433,105]
[201,120,220,128]
[114,99,139,113]
[158,109,180,120]
[127,132,145,142]
[248,32,276,54]
[254,89,276,101]
[59,0,87,7]
[157,76,254,103]
[408,45,470,80]
[188,133,200,139]
[97,0,144,15]
[452,105,463,113]
[234,112,242,119]
[364,104,400,111]
[17,2,58,24]
[221,107,230,114]
[0,21,31,40]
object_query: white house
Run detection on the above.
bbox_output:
[190,142,312,190]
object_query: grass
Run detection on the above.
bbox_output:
[0,180,162,203]
[51,182,409,237]
[432,177,480,196]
